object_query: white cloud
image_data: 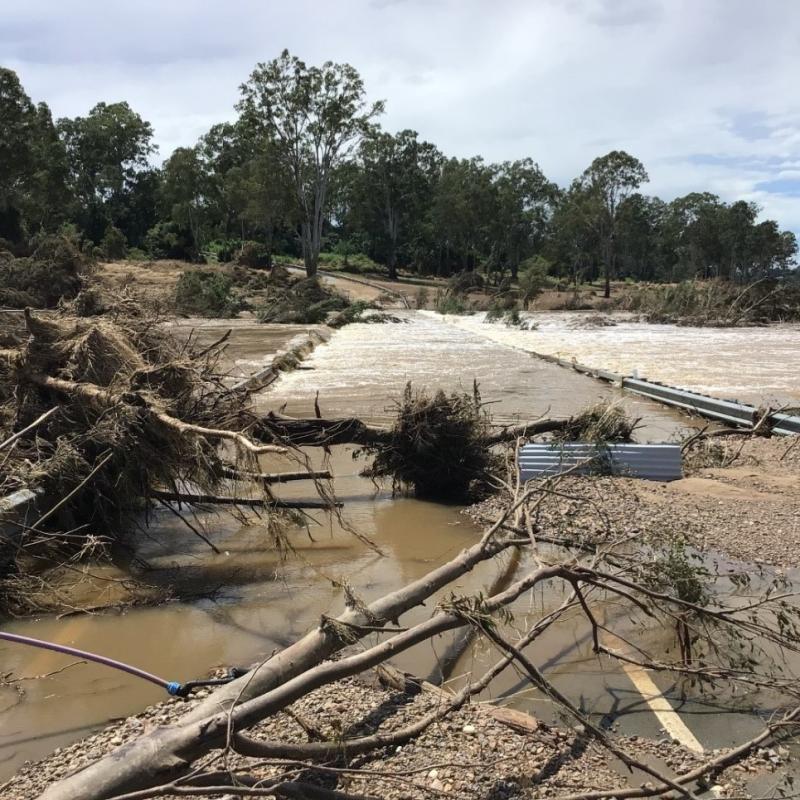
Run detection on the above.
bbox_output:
[4,0,800,230]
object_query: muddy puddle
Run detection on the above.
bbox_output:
[0,311,795,779]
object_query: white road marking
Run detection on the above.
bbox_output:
[618,660,704,753]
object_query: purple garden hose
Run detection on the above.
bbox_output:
[0,630,183,695]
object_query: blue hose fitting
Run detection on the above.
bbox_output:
[166,681,184,696]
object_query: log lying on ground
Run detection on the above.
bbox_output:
[222,466,333,484]
[151,489,342,510]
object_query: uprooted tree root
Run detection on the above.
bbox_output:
[0,305,337,613]
[359,382,497,500]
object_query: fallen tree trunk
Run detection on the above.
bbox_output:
[221,466,333,484]
[39,495,534,800]
[42,560,563,800]
[258,410,570,448]
[257,412,392,447]
[151,490,341,510]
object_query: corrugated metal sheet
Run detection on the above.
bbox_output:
[518,443,683,482]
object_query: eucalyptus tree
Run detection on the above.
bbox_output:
[0,68,70,241]
[57,101,157,243]
[354,129,441,279]
[431,156,499,275]
[494,158,558,279]
[615,194,669,281]
[237,50,384,277]
[546,183,603,286]
[160,146,208,255]
[578,150,648,296]
[224,140,293,266]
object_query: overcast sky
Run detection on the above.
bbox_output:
[4,0,800,232]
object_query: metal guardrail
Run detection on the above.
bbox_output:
[621,378,800,434]
[527,349,800,436]
[519,443,683,482]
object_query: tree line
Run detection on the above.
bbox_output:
[1,52,797,292]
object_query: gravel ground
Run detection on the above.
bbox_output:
[2,674,780,800]
[472,437,800,569]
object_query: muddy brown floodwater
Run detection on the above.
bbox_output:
[0,311,793,780]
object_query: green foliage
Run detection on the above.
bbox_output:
[0,234,88,308]
[433,289,474,315]
[255,276,350,324]
[126,247,147,261]
[0,68,71,241]
[318,250,381,274]
[145,220,195,261]
[640,538,710,606]
[174,270,241,317]
[1,69,797,288]
[448,270,484,294]
[238,240,271,268]
[57,100,157,243]
[237,50,384,277]
[99,224,127,260]
[518,255,552,308]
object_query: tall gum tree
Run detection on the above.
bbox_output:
[237,50,384,278]
[579,150,648,297]
[57,101,157,243]
[357,129,441,280]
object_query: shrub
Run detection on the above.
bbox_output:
[448,271,484,294]
[238,241,271,268]
[433,290,474,315]
[145,221,195,261]
[99,225,128,260]
[318,250,382,274]
[255,276,350,324]
[174,271,241,317]
[518,255,551,308]
[0,234,87,308]
[415,287,430,309]
[126,248,148,261]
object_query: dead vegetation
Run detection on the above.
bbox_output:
[29,427,800,800]
[360,382,496,500]
[612,279,800,326]
[0,302,339,613]
[0,234,89,309]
